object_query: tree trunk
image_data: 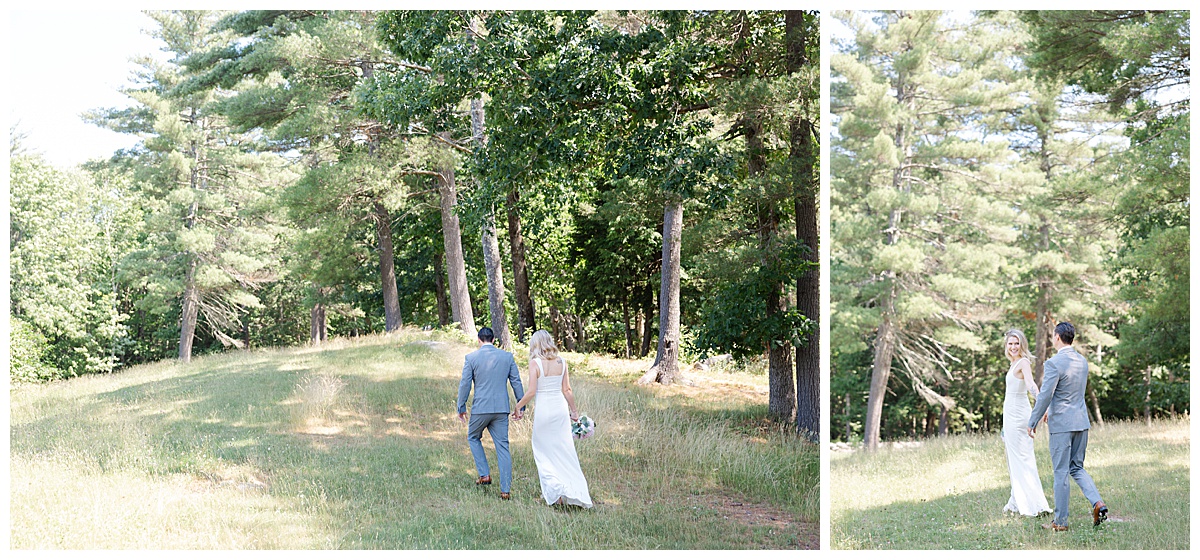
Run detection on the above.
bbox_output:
[178,127,202,363]
[436,150,476,336]
[506,187,536,342]
[1034,223,1053,386]
[788,10,819,441]
[639,199,683,385]
[938,405,949,436]
[844,393,853,442]
[374,201,403,332]
[470,95,512,349]
[481,210,512,349]
[638,306,648,359]
[576,313,588,352]
[178,256,199,362]
[1087,381,1104,426]
[1143,367,1153,426]
[621,296,633,359]
[1033,123,1055,386]
[865,285,896,452]
[865,71,911,451]
[747,111,796,421]
[434,247,450,327]
[639,295,654,358]
[310,302,326,344]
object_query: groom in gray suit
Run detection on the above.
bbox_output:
[1028,321,1108,531]
[457,327,525,500]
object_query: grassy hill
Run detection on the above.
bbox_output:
[830,418,1190,549]
[10,329,818,549]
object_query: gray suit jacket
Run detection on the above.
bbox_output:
[457,343,524,415]
[1029,346,1091,433]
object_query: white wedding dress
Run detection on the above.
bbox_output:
[1002,357,1052,516]
[530,358,593,508]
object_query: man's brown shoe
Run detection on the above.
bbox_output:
[476,475,492,486]
[500,492,511,500]
[1042,522,1068,532]
[1092,501,1108,526]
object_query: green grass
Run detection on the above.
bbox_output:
[10,329,818,549]
[830,418,1190,549]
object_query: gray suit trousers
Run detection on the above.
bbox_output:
[1048,429,1103,525]
[467,412,512,492]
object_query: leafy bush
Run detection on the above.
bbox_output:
[9,317,58,383]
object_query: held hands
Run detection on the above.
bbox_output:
[511,409,524,420]
[1027,426,1036,438]
[458,412,468,424]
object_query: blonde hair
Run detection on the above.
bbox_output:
[1003,328,1034,362]
[529,330,560,362]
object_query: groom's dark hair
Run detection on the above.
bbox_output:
[1055,322,1075,345]
[478,327,495,343]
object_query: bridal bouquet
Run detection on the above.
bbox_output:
[571,414,596,440]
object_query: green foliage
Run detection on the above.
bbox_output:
[8,317,56,383]
[9,154,129,378]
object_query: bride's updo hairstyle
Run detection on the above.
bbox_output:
[1003,328,1034,361]
[529,329,560,362]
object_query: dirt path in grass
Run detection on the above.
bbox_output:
[685,492,819,549]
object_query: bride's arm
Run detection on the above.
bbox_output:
[562,361,579,421]
[1019,359,1048,422]
[513,361,539,412]
[1020,359,1041,397]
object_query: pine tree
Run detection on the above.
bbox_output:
[832,11,1035,450]
[91,10,292,362]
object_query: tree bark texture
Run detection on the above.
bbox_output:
[436,153,476,336]
[1087,381,1104,426]
[434,247,450,326]
[639,297,654,358]
[621,296,633,358]
[865,283,897,452]
[310,302,327,344]
[178,256,199,362]
[481,209,512,349]
[787,9,820,441]
[640,199,683,385]
[374,201,403,332]
[506,187,536,342]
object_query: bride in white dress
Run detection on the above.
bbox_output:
[512,330,593,508]
[1001,328,1052,516]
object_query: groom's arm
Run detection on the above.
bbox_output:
[1028,358,1060,430]
[508,358,526,412]
[457,357,474,416]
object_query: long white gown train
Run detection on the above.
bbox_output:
[531,358,593,508]
[1002,357,1052,516]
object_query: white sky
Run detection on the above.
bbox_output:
[6,10,166,167]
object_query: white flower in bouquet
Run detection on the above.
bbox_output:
[571,414,595,440]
